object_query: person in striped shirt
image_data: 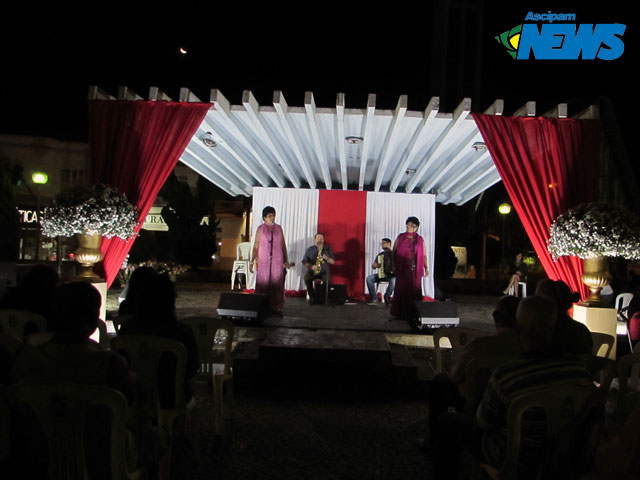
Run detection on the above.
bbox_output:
[434,296,595,479]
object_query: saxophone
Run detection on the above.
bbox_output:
[313,244,324,274]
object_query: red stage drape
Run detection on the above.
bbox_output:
[89,100,211,287]
[473,114,600,299]
[317,190,368,299]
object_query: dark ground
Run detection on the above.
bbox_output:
[106,283,499,479]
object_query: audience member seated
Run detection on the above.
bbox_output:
[0,264,59,331]
[428,295,521,438]
[536,278,593,355]
[9,281,167,477]
[118,272,199,406]
[118,266,156,317]
[433,296,595,480]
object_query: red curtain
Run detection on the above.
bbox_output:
[317,190,368,299]
[89,100,211,286]
[473,114,600,299]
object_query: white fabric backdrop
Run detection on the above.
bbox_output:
[364,192,436,298]
[250,187,319,290]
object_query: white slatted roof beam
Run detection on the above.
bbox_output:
[405,98,472,193]
[148,87,172,101]
[513,101,536,117]
[88,86,115,100]
[209,89,275,187]
[388,97,440,192]
[273,91,317,189]
[573,105,599,119]
[421,131,484,194]
[438,150,492,194]
[543,103,568,118]
[117,86,143,101]
[335,93,348,190]
[445,165,500,205]
[179,88,202,103]
[179,154,242,197]
[421,100,502,194]
[452,170,502,206]
[374,95,408,192]
[483,99,504,116]
[241,90,297,188]
[183,145,251,196]
[189,133,254,193]
[357,94,376,191]
[198,113,271,187]
[304,91,332,189]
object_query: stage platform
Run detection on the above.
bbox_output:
[106,284,499,389]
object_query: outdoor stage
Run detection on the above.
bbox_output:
[213,292,497,390]
[106,284,498,389]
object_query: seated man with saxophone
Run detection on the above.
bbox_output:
[366,237,395,305]
[302,233,335,304]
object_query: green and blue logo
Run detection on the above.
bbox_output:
[497,12,625,60]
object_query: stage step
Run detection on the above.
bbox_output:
[233,328,420,391]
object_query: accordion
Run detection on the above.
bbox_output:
[377,253,389,280]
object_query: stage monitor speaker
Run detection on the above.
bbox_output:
[217,292,268,324]
[410,300,459,331]
[314,284,347,305]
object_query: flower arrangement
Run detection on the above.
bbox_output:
[548,202,640,260]
[41,183,138,239]
[117,257,189,285]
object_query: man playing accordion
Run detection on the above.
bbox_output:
[366,238,395,305]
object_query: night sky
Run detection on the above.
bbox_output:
[1,1,635,151]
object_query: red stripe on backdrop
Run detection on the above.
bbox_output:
[318,190,367,298]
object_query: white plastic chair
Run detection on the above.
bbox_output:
[615,293,634,351]
[231,242,252,290]
[507,281,527,297]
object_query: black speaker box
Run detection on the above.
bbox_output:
[314,284,347,305]
[217,292,268,323]
[410,300,460,331]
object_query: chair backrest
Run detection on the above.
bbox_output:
[432,327,486,374]
[462,354,520,414]
[591,331,615,358]
[577,354,617,395]
[0,309,46,342]
[616,293,634,312]
[110,335,187,423]
[8,382,130,480]
[617,352,640,397]
[236,242,251,261]
[498,382,599,480]
[95,319,108,349]
[180,316,235,375]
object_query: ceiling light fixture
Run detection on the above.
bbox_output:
[202,132,218,148]
[345,136,363,145]
[406,169,416,176]
[472,142,487,151]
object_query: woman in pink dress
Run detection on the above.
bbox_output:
[250,206,290,316]
[390,216,429,319]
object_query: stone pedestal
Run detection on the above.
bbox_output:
[88,281,108,344]
[573,304,617,359]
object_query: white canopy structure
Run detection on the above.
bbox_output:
[90,86,594,205]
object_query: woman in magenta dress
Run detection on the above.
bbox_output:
[391,216,429,319]
[250,206,290,316]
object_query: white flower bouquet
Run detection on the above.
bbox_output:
[41,183,138,239]
[548,202,640,260]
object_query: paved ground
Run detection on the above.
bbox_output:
[106,283,502,480]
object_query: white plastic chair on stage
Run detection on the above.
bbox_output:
[231,242,252,290]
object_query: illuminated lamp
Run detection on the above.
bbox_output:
[32,171,49,184]
[498,203,511,215]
